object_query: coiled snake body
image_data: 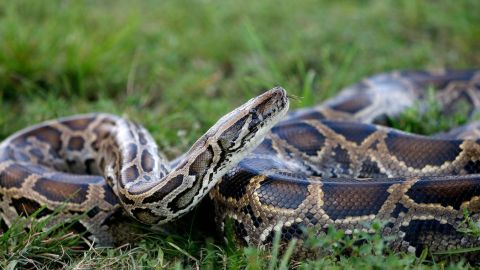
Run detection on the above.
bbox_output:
[1,70,480,256]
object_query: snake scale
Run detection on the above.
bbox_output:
[1,70,480,257]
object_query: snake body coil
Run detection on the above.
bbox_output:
[1,70,480,256]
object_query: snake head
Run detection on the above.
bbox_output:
[176,87,289,168]
[212,87,289,155]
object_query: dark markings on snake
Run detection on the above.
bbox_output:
[32,177,88,204]
[138,131,148,145]
[390,203,409,218]
[330,145,351,175]
[191,145,215,178]
[212,141,228,178]
[464,160,480,174]
[125,143,138,163]
[305,212,318,225]
[0,215,8,233]
[322,180,390,220]
[330,91,372,114]
[123,165,140,183]
[70,222,90,238]
[102,185,119,205]
[63,117,95,131]
[272,122,325,156]
[85,158,97,175]
[118,192,135,205]
[264,222,305,244]
[131,208,162,224]
[28,148,44,160]
[241,204,263,227]
[11,197,53,217]
[167,146,215,211]
[401,220,458,256]
[141,150,155,172]
[385,132,462,168]
[406,177,480,209]
[248,111,261,133]
[87,206,101,218]
[68,136,85,151]
[257,175,308,209]
[326,120,377,144]
[217,115,249,150]
[358,157,386,178]
[233,219,248,245]
[142,175,184,204]
[0,163,30,189]
[218,169,257,200]
[127,126,136,141]
[31,126,63,152]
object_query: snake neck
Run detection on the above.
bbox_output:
[103,88,289,224]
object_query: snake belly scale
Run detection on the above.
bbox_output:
[1,70,480,256]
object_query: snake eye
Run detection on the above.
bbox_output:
[249,108,257,114]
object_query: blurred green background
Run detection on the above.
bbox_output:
[1,1,480,268]
[1,0,479,157]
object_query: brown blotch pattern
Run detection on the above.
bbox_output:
[406,177,480,209]
[138,131,148,145]
[125,143,138,163]
[32,177,88,204]
[385,132,462,168]
[272,122,325,156]
[322,179,391,219]
[330,90,372,114]
[218,170,258,200]
[141,150,155,172]
[123,165,140,183]
[63,117,95,131]
[256,176,309,209]
[188,146,214,177]
[358,157,387,178]
[142,175,184,204]
[11,197,53,217]
[0,163,30,189]
[28,148,44,160]
[327,120,377,144]
[217,115,249,150]
[68,136,85,151]
[30,126,62,152]
[401,220,461,255]
[101,186,118,206]
[132,208,162,224]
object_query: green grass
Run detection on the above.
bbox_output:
[1,0,480,268]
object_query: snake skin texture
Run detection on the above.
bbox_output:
[1,70,480,257]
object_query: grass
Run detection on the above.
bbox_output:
[1,0,480,268]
